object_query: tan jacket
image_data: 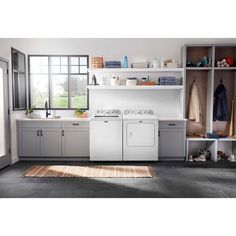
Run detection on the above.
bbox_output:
[187,82,202,123]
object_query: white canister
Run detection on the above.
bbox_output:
[126,78,137,86]
[110,76,120,86]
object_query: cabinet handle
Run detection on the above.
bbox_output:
[40,130,43,136]
[169,123,176,126]
[158,130,160,137]
[62,130,64,136]
[37,130,39,136]
[73,123,80,126]
[104,120,108,123]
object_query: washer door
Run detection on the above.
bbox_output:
[126,123,155,147]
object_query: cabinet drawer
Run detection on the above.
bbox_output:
[159,121,186,129]
[62,121,89,128]
[17,121,61,128]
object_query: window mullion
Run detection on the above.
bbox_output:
[68,56,71,109]
[48,56,52,109]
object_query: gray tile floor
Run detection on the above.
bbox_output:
[0,161,236,198]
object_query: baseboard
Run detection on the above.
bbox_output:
[19,157,90,161]
[0,155,10,169]
[11,156,19,165]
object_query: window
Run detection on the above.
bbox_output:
[12,48,27,110]
[29,55,89,109]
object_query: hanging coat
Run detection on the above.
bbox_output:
[187,82,202,123]
[213,83,229,121]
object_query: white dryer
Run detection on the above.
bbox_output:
[123,109,158,161]
[90,109,122,161]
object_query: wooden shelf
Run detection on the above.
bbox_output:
[87,85,183,90]
[186,67,212,71]
[186,137,217,141]
[218,138,236,142]
[88,68,184,73]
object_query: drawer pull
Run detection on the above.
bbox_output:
[169,123,176,126]
[73,123,80,126]
[37,130,39,136]
[62,130,64,136]
[40,130,43,136]
[104,121,108,123]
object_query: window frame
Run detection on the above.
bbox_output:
[28,55,89,110]
[11,47,27,111]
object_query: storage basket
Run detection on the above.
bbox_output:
[91,57,103,68]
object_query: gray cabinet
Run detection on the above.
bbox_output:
[40,128,62,157]
[62,121,89,157]
[18,128,40,156]
[17,121,62,157]
[17,120,90,158]
[159,120,186,160]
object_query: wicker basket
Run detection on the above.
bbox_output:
[91,57,103,68]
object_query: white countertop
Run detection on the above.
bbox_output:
[158,118,187,121]
[16,117,91,122]
[16,117,187,122]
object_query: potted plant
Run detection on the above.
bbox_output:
[74,109,88,118]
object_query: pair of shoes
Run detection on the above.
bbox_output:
[193,154,206,162]
[188,155,193,162]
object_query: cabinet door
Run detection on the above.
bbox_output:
[62,129,89,157]
[18,128,40,156]
[40,128,61,157]
[159,129,185,158]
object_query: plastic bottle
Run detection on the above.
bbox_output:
[124,56,128,68]
[161,58,165,68]
[153,57,158,68]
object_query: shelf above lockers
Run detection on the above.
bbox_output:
[214,67,236,71]
[186,67,212,71]
[185,45,213,68]
[215,46,236,67]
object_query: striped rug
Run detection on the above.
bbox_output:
[24,165,156,178]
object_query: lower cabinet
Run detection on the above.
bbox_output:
[158,120,186,160]
[40,128,62,157]
[17,120,89,158]
[62,121,89,157]
[18,128,40,157]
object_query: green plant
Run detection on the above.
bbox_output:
[25,108,34,116]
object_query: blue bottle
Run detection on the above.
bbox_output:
[124,56,128,68]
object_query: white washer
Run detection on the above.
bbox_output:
[123,109,158,161]
[90,109,122,161]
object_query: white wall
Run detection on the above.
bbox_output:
[0,38,236,163]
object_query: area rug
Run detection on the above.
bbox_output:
[24,165,156,178]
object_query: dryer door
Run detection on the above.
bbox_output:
[126,123,155,147]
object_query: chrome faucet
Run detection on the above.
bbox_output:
[45,101,51,118]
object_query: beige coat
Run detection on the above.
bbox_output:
[188,82,202,123]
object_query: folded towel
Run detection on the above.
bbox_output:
[105,65,121,68]
[105,61,121,66]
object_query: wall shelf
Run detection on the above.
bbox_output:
[186,67,212,71]
[88,68,184,73]
[214,67,236,71]
[88,85,183,90]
